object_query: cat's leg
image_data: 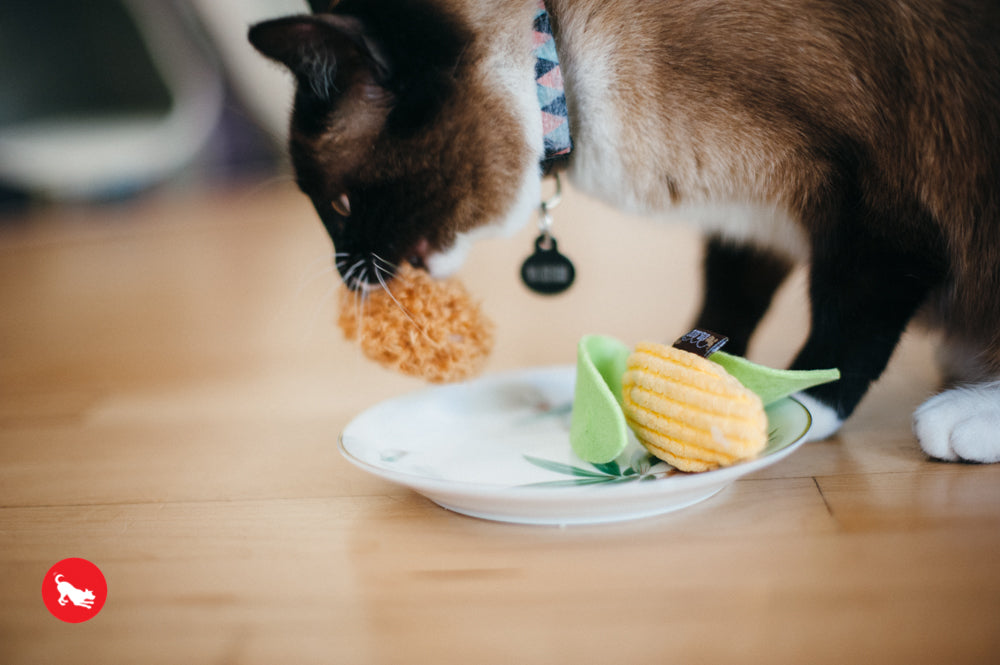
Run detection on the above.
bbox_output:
[790,215,944,441]
[692,235,794,356]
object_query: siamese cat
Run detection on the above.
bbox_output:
[249,0,1000,463]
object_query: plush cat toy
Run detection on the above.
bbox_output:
[249,0,1000,463]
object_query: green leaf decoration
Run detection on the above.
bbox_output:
[591,460,622,476]
[523,455,612,479]
[568,335,633,464]
[521,477,629,488]
[709,351,840,406]
[521,452,676,488]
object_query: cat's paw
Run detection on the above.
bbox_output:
[913,382,1000,463]
[793,392,844,441]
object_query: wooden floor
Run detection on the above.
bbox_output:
[2,181,998,664]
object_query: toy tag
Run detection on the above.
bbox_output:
[521,234,576,295]
[673,328,728,357]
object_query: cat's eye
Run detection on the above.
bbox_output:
[332,193,351,217]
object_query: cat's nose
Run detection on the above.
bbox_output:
[406,237,431,271]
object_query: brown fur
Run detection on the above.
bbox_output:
[548,0,1000,367]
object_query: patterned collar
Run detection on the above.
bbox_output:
[533,1,572,172]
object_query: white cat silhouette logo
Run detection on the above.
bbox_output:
[53,573,96,609]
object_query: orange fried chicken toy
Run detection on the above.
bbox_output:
[337,263,494,383]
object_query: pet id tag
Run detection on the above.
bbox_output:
[520,173,575,295]
[521,234,576,295]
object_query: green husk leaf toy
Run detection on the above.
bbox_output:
[569,333,840,464]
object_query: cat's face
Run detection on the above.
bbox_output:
[249,1,541,289]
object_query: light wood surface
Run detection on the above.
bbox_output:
[2,181,998,664]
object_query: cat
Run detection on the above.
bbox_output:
[249,0,1000,463]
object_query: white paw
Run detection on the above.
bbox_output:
[793,392,844,441]
[913,382,1000,463]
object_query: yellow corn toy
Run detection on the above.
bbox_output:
[622,342,768,472]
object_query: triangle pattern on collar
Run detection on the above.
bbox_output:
[533,1,572,166]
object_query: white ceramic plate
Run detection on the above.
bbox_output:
[339,366,812,525]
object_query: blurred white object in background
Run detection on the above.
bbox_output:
[191,0,307,145]
[0,0,306,201]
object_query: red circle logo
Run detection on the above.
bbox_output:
[42,558,107,623]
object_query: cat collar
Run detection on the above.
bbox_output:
[534,1,572,172]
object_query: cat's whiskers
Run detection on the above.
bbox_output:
[372,259,428,339]
[353,266,370,349]
[372,253,421,288]
[370,253,399,273]
[340,258,366,287]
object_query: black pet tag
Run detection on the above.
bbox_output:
[521,233,576,295]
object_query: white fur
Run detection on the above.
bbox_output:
[793,392,844,442]
[678,201,807,258]
[425,234,474,279]
[913,382,1000,463]
[558,23,631,212]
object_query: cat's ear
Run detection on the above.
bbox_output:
[248,15,390,102]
